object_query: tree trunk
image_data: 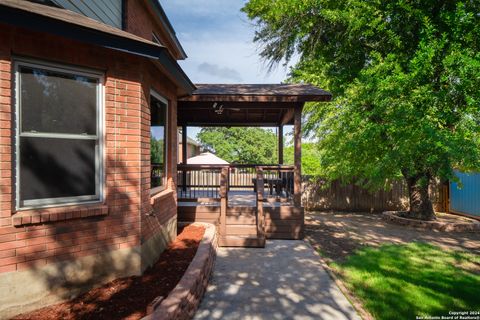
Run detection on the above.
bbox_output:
[404,173,436,220]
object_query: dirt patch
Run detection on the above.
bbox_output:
[306,220,363,262]
[305,211,480,263]
[13,225,205,320]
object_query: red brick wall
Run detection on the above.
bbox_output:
[0,40,14,273]
[178,143,201,164]
[0,24,178,276]
[139,59,178,255]
[124,0,181,59]
[124,0,181,257]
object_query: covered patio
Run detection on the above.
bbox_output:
[176,84,331,247]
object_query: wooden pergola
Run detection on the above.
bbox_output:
[178,83,331,205]
[177,83,331,246]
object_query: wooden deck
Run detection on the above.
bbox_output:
[178,190,304,246]
[175,165,303,247]
[179,191,292,207]
[175,85,332,247]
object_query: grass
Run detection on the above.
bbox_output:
[331,242,480,320]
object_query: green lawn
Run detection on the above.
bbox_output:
[331,243,480,320]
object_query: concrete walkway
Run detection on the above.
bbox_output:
[194,240,360,320]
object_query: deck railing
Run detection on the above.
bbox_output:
[256,167,266,239]
[175,164,295,201]
[151,163,165,188]
[228,165,256,190]
[176,164,224,199]
[255,165,295,200]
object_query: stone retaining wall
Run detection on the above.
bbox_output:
[382,211,480,232]
[143,223,218,320]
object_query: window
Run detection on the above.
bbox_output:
[15,60,103,209]
[150,92,168,190]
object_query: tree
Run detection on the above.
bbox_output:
[197,127,277,164]
[243,0,480,220]
[284,142,321,176]
[150,137,164,163]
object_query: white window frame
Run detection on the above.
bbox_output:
[14,58,105,210]
[150,90,169,195]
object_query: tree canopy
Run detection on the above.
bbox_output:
[243,0,480,219]
[150,137,164,164]
[197,127,278,164]
[284,142,322,176]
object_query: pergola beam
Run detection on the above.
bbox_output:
[177,84,331,210]
[182,125,187,164]
[182,125,187,191]
[293,105,303,207]
[278,125,284,165]
[280,108,295,126]
[178,122,286,127]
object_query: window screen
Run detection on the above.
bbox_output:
[20,67,97,135]
[150,94,167,189]
[16,61,102,208]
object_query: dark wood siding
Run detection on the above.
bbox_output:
[51,0,122,28]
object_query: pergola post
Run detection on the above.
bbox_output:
[293,105,303,207]
[182,125,187,192]
[278,125,283,165]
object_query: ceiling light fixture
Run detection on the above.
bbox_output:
[213,102,224,114]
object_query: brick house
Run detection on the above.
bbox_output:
[178,134,201,163]
[0,0,333,317]
[0,0,195,317]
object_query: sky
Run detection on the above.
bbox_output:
[161,0,297,84]
[161,0,297,141]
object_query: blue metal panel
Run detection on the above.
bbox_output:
[450,171,480,216]
[51,0,122,28]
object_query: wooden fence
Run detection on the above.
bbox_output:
[302,178,447,212]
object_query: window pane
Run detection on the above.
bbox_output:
[20,66,98,135]
[151,96,167,188]
[20,137,97,202]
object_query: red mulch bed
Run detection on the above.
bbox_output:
[13,225,205,320]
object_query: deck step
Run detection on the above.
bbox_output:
[227,206,256,215]
[225,225,258,236]
[226,215,256,225]
[219,235,265,247]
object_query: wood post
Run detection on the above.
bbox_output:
[443,181,450,213]
[278,125,283,165]
[182,125,187,191]
[293,105,303,207]
[219,167,228,238]
[256,167,265,239]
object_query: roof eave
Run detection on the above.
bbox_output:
[146,0,187,60]
[180,94,332,103]
[0,3,195,96]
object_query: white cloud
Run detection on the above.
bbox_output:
[197,63,243,82]
[161,0,298,84]
[179,36,294,83]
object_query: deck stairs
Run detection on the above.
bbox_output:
[176,166,303,247]
[219,206,265,247]
[177,196,304,247]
